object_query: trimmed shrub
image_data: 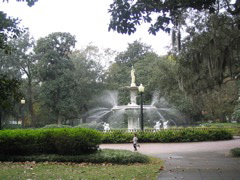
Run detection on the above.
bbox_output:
[102,130,132,143]
[0,128,102,156]
[0,149,150,164]
[41,124,72,128]
[2,124,22,129]
[101,128,233,143]
[230,148,240,157]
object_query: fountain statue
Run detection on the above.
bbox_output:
[131,66,136,87]
[163,121,168,129]
[84,67,186,130]
[103,122,110,132]
[154,121,161,131]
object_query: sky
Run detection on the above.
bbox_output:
[1,0,171,55]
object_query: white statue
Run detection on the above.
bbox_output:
[131,66,136,86]
[103,122,110,132]
[163,121,168,129]
[154,121,161,131]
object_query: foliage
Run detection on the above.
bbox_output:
[0,149,149,164]
[101,128,232,143]
[2,124,22,129]
[35,32,77,124]
[3,0,38,7]
[108,0,240,124]
[0,0,38,128]
[232,106,240,120]
[230,147,240,157]
[199,122,240,135]
[0,0,38,52]
[41,124,72,129]
[179,13,240,91]
[108,0,240,35]
[115,40,152,65]
[173,12,240,121]
[0,74,22,109]
[1,31,39,127]
[232,80,240,121]
[0,11,22,54]
[199,123,240,127]
[0,128,102,155]
[105,40,159,105]
[70,46,106,114]
[0,157,162,179]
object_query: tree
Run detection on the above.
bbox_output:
[70,46,106,120]
[0,0,38,52]
[108,0,240,123]
[108,0,240,35]
[0,74,21,129]
[178,13,240,91]
[7,32,38,127]
[164,12,240,122]
[35,32,77,125]
[105,40,159,105]
[115,40,152,65]
[0,0,38,129]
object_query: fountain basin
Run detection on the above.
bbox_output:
[111,105,158,111]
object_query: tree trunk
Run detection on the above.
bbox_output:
[220,114,226,122]
[28,77,36,127]
[57,111,61,125]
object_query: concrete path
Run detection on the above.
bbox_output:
[100,138,240,180]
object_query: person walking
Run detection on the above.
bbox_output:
[132,133,140,151]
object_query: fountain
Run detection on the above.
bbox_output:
[84,67,187,130]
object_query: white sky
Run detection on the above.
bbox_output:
[1,0,171,55]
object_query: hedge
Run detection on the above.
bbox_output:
[230,148,240,157]
[101,128,233,143]
[0,149,150,164]
[0,128,102,156]
[0,127,233,156]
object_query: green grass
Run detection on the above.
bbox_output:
[0,157,163,179]
[0,149,162,179]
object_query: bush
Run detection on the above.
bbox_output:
[230,148,240,157]
[101,128,233,143]
[0,149,150,164]
[83,149,149,164]
[102,130,132,143]
[0,128,102,156]
[41,124,72,128]
[2,124,22,129]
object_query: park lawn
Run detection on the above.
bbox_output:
[0,157,163,180]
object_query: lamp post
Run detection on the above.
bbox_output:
[21,98,25,128]
[138,84,145,131]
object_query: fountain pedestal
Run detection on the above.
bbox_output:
[127,85,140,130]
[126,107,140,130]
[129,86,138,105]
[128,116,140,130]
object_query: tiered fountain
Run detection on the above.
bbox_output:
[112,66,158,130]
[85,67,186,130]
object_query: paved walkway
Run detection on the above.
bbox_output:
[100,137,240,180]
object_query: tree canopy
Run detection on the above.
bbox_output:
[0,0,38,52]
[108,0,240,35]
